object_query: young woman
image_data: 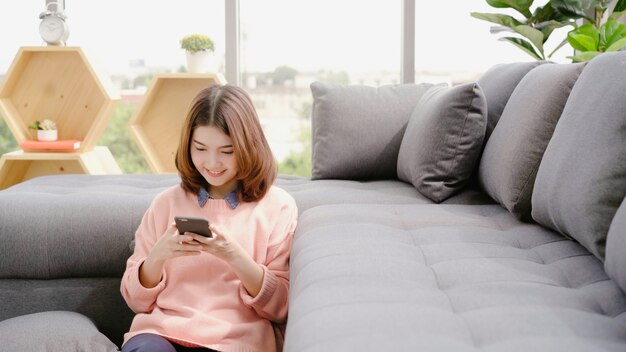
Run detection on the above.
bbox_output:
[120,84,298,352]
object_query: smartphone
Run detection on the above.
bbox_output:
[174,216,212,238]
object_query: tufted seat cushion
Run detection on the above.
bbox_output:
[285,203,626,351]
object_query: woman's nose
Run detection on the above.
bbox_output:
[205,153,221,167]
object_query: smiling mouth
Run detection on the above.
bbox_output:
[207,169,226,177]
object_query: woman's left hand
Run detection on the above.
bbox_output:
[188,224,245,263]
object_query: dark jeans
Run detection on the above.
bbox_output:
[122,333,218,352]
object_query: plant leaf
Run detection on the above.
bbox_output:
[490,25,516,34]
[536,19,575,42]
[470,12,523,28]
[568,33,599,51]
[514,25,545,54]
[551,0,596,22]
[499,36,543,60]
[600,18,626,49]
[486,0,533,18]
[533,3,555,22]
[533,3,568,22]
[615,0,626,12]
[568,51,602,62]
[606,36,626,51]
[568,24,600,51]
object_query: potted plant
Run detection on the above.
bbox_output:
[29,119,58,141]
[180,34,215,73]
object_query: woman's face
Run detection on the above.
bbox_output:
[190,125,239,198]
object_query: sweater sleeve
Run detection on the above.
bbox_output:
[239,197,298,323]
[120,199,168,313]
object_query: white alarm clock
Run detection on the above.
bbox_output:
[39,9,69,45]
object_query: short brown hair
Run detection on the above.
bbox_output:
[175,84,276,202]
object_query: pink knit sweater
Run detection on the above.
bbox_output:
[120,185,298,352]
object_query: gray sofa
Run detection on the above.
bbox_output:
[1,51,626,352]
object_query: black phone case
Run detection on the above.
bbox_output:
[174,216,212,237]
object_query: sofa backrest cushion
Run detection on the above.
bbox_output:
[397,83,487,203]
[478,62,586,221]
[477,61,546,141]
[310,81,435,180]
[0,174,178,279]
[532,51,626,260]
[606,196,626,293]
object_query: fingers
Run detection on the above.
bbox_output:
[189,233,213,244]
[171,230,201,251]
[209,224,225,239]
[170,239,203,257]
[176,232,196,243]
[175,242,203,252]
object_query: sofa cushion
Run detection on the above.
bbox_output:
[310,81,434,180]
[286,203,626,351]
[397,83,487,203]
[0,174,178,279]
[478,62,586,221]
[606,196,626,293]
[0,278,134,347]
[477,61,546,141]
[532,51,626,260]
[0,311,118,352]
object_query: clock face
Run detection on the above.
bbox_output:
[39,16,67,44]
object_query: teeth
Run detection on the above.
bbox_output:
[208,170,224,176]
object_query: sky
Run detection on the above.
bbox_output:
[0,1,574,77]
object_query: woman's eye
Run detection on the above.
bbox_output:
[194,146,206,151]
[222,151,234,155]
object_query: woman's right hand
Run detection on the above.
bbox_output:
[139,223,203,288]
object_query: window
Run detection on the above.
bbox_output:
[414,2,573,85]
[240,0,401,175]
[0,1,577,177]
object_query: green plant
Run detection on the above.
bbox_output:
[98,103,150,174]
[0,116,18,154]
[471,0,577,60]
[552,0,626,61]
[180,34,215,54]
[278,123,311,177]
[28,119,57,130]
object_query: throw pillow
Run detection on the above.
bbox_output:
[478,62,587,221]
[605,196,626,292]
[532,51,626,260]
[477,61,547,141]
[397,83,487,203]
[310,81,435,180]
[0,311,119,352]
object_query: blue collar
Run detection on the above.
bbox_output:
[198,186,239,209]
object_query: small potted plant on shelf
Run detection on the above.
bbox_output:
[180,34,215,73]
[29,119,58,141]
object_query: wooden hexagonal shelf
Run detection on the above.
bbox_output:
[0,147,122,190]
[129,73,226,173]
[0,46,119,152]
